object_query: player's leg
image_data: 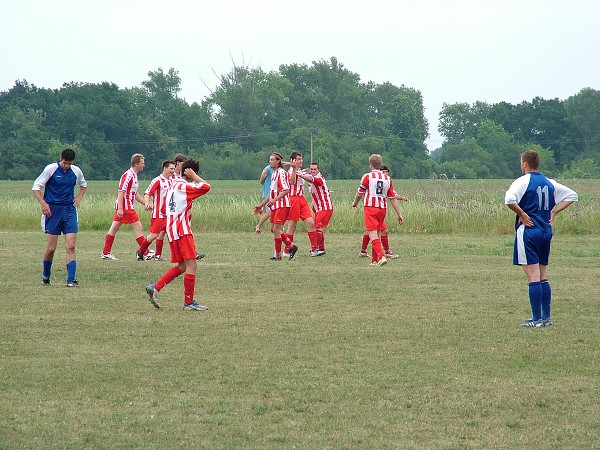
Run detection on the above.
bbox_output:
[360,232,370,257]
[103,221,122,259]
[521,263,543,325]
[64,232,78,286]
[42,233,59,285]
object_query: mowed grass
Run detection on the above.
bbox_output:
[1,229,599,448]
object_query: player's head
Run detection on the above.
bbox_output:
[369,154,383,170]
[131,153,145,170]
[309,162,320,175]
[173,154,187,174]
[270,152,284,168]
[60,148,75,163]
[290,151,303,163]
[181,159,200,177]
[162,160,175,177]
[381,164,390,176]
[521,150,540,171]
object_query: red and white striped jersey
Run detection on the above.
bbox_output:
[145,174,172,219]
[288,168,305,196]
[358,170,397,209]
[165,180,211,242]
[269,167,291,210]
[115,168,139,210]
[308,173,333,212]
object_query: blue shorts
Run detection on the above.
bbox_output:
[41,204,79,235]
[513,225,552,266]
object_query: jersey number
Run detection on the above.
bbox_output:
[168,193,176,212]
[536,185,549,210]
[376,180,384,195]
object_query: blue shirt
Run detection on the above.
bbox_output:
[32,162,87,205]
[262,165,274,198]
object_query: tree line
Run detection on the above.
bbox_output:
[1,57,598,180]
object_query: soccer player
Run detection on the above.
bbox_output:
[306,162,333,256]
[172,153,205,260]
[284,151,320,256]
[254,163,274,234]
[101,153,147,260]
[505,150,578,328]
[253,152,297,260]
[146,159,211,311]
[359,165,408,259]
[352,154,404,267]
[136,160,175,261]
[33,148,87,287]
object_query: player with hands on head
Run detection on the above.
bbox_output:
[33,148,87,287]
[504,150,578,328]
[146,159,211,311]
[307,162,333,255]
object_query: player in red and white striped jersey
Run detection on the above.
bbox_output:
[135,160,175,261]
[253,152,297,260]
[352,154,404,266]
[285,151,320,256]
[145,159,211,311]
[307,162,333,254]
[359,165,408,259]
[102,153,147,260]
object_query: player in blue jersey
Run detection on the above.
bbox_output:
[33,148,87,287]
[504,150,578,328]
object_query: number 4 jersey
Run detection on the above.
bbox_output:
[165,180,211,242]
[504,171,578,232]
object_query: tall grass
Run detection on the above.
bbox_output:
[3,178,598,234]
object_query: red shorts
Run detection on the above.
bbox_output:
[364,206,388,232]
[169,234,197,263]
[288,196,312,222]
[113,209,140,224]
[149,217,166,234]
[270,207,290,225]
[314,209,333,229]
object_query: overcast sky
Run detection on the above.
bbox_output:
[1,0,599,151]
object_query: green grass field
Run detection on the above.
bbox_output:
[1,179,599,448]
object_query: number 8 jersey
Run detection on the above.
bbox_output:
[358,170,398,209]
[504,171,578,232]
[165,180,211,242]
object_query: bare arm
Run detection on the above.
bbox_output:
[33,190,51,216]
[550,201,575,225]
[73,186,87,208]
[389,197,404,224]
[506,203,533,227]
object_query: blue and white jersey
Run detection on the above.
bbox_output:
[32,162,87,205]
[504,172,578,232]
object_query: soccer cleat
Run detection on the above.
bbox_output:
[369,262,378,266]
[153,255,166,261]
[66,279,79,287]
[144,250,155,260]
[377,256,388,267]
[270,254,282,261]
[101,253,118,260]
[196,252,205,260]
[288,245,299,260]
[282,252,290,258]
[183,300,208,311]
[136,251,144,261]
[309,249,325,257]
[145,284,160,309]
[385,251,399,259]
[359,251,369,258]
[519,319,544,328]
[542,319,553,327]
[42,277,51,286]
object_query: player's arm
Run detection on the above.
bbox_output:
[32,166,52,216]
[296,170,314,183]
[269,188,289,206]
[506,203,533,227]
[73,186,87,208]
[389,197,404,224]
[116,190,125,217]
[352,189,365,208]
[32,189,51,216]
[259,168,269,185]
[135,191,145,205]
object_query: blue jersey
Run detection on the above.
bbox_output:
[262,165,274,198]
[505,171,578,232]
[32,162,87,205]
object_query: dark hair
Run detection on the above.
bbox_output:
[381,164,389,172]
[521,150,540,170]
[174,154,187,164]
[61,148,75,162]
[290,151,302,161]
[181,159,200,174]
[162,160,175,169]
[310,162,320,169]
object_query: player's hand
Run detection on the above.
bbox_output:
[397,214,404,225]
[519,212,533,227]
[41,202,51,216]
[117,208,124,218]
[253,206,262,215]
[398,196,409,202]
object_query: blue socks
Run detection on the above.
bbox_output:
[66,260,77,283]
[528,281,542,321]
[540,279,552,320]
[43,259,52,280]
